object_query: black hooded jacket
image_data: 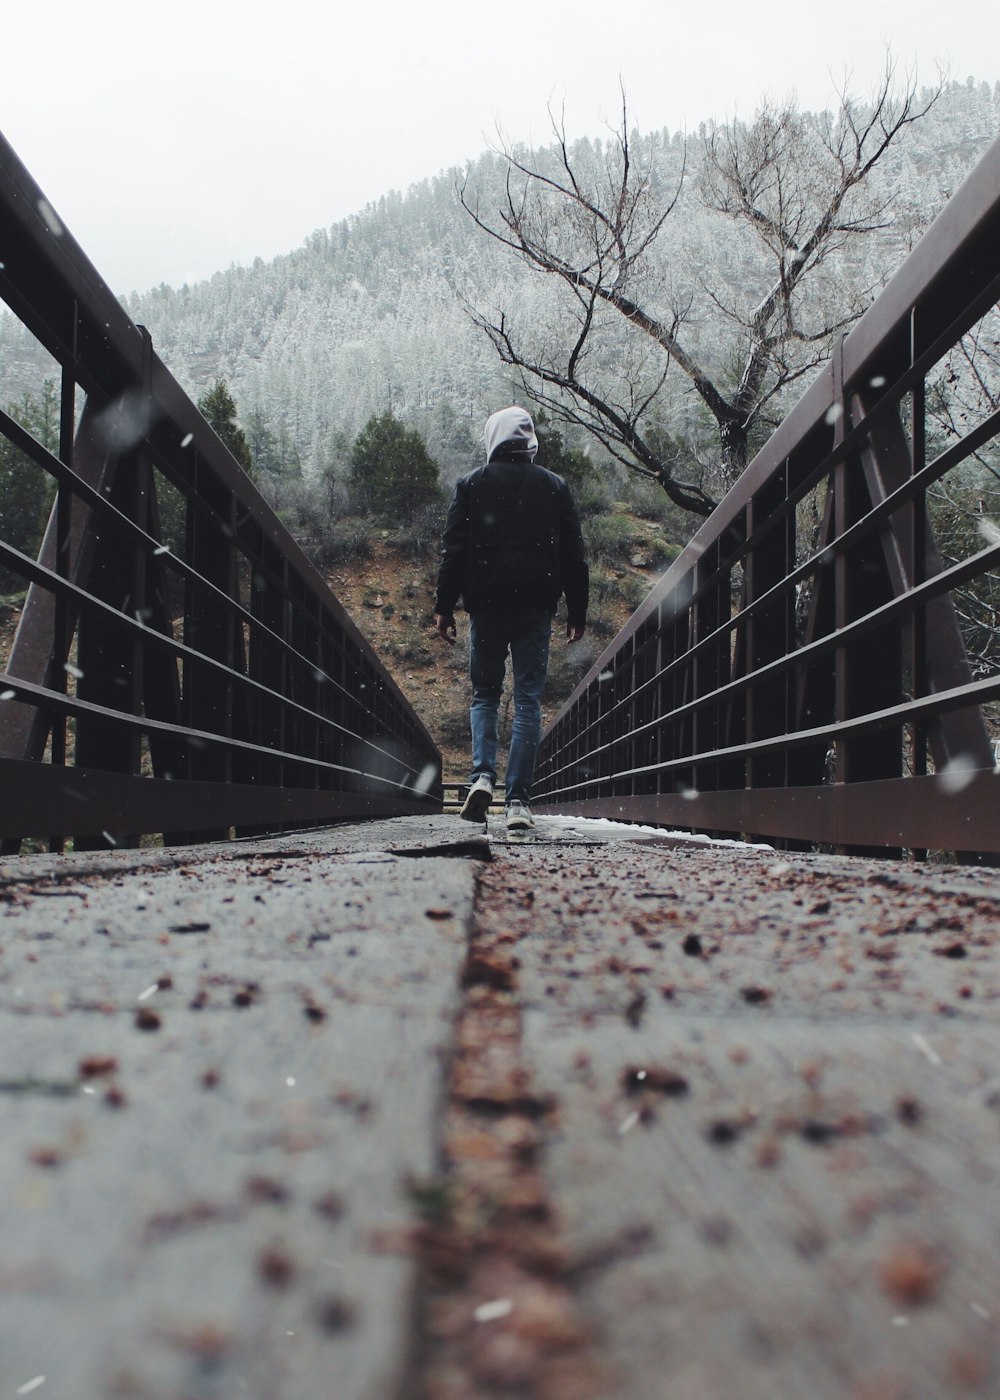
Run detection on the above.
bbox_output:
[433,452,589,627]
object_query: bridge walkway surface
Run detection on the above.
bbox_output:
[1,815,997,1400]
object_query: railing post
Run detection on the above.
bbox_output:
[910,306,929,784]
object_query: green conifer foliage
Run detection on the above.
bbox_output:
[349,411,442,524]
[196,379,252,472]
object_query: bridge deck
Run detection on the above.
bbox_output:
[1,816,997,1400]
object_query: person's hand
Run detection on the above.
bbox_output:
[434,613,457,645]
[566,622,586,643]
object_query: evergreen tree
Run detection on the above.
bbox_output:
[532,412,607,516]
[349,411,442,524]
[243,404,280,479]
[197,379,252,472]
[429,400,476,476]
[534,412,592,485]
[272,422,303,481]
[320,427,354,512]
[241,404,304,487]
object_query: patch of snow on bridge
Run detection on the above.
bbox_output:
[538,814,773,850]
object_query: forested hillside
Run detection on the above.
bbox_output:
[2,77,997,491]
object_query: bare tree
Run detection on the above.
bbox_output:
[460,60,942,518]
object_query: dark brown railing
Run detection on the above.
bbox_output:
[535,134,1000,858]
[0,131,442,852]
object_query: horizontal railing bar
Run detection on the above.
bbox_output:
[536,771,1000,852]
[712,382,1000,632]
[538,673,1000,798]
[0,407,410,727]
[839,134,1000,380]
[0,542,414,769]
[542,523,1000,772]
[738,327,1000,582]
[546,498,997,778]
[0,757,435,841]
[850,265,1000,401]
[721,367,964,595]
[0,673,428,793]
[563,390,995,745]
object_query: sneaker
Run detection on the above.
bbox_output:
[460,775,494,822]
[505,800,535,832]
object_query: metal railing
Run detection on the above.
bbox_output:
[0,131,442,851]
[535,134,1000,858]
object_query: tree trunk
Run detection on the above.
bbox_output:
[718,419,749,492]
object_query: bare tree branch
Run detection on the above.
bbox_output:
[459,56,943,517]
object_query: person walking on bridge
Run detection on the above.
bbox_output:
[433,406,589,832]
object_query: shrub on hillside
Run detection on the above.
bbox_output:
[309,516,375,568]
[386,503,447,560]
[638,538,682,571]
[583,511,681,573]
[436,708,473,749]
[583,514,644,566]
[589,565,649,609]
[575,476,615,516]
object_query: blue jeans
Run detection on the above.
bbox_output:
[469,608,553,805]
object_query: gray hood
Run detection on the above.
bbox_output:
[484,406,538,463]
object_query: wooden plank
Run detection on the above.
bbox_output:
[0,826,479,1400]
[475,837,1000,1400]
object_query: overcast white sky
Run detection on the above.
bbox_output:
[2,0,994,296]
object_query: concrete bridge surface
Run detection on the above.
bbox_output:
[1,815,997,1400]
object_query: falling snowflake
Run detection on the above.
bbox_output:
[413,763,437,795]
[910,1032,941,1067]
[474,1299,513,1322]
[37,198,63,235]
[936,753,978,795]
